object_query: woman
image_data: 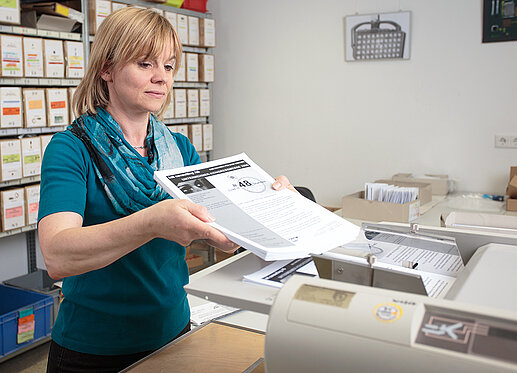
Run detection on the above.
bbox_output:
[38,7,294,372]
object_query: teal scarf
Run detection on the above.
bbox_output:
[69,107,184,216]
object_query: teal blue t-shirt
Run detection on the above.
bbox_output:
[38,129,200,355]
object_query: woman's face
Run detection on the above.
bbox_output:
[102,45,175,117]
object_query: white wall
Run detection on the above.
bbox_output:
[210,0,517,207]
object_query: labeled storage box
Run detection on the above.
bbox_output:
[185,53,198,82]
[111,1,127,11]
[188,124,202,151]
[0,87,23,128]
[175,52,186,81]
[0,139,22,181]
[88,0,111,35]
[23,37,44,77]
[163,99,175,119]
[175,124,188,137]
[187,89,199,118]
[23,88,46,128]
[199,88,210,116]
[43,39,65,78]
[21,137,42,177]
[64,41,84,78]
[0,284,53,358]
[187,16,199,46]
[1,187,25,231]
[198,54,214,82]
[0,35,23,77]
[374,179,432,206]
[202,123,212,151]
[176,14,189,44]
[164,11,177,30]
[40,134,52,158]
[24,184,40,225]
[392,173,450,195]
[174,89,186,118]
[199,18,215,47]
[0,0,21,25]
[342,191,420,223]
[46,88,68,126]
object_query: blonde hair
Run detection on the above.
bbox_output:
[73,7,182,119]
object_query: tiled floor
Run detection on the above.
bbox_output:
[0,342,49,373]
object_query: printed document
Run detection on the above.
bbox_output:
[154,153,360,260]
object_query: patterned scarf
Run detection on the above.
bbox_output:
[69,107,184,215]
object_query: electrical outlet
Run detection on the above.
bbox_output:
[510,136,517,148]
[495,135,510,148]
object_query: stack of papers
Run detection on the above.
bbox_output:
[365,182,418,203]
[155,153,360,261]
[190,302,240,326]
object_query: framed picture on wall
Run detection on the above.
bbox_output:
[344,11,411,62]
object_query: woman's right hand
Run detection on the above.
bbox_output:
[144,199,237,252]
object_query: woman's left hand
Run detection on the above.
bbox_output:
[272,175,298,193]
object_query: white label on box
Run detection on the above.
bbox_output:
[174,89,186,118]
[95,0,111,31]
[188,16,199,46]
[176,125,188,137]
[21,137,41,177]
[165,11,177,31]
[175,52,186,81]
[44,39,65,78]
[40,134,52,157]
[163,99,174,119]
[189,124,203,151]
[201,18,215,47]
[25,184,40,225]
[199,89,210,116]
[46,88,68,126]
[1,35,23,77]
[0,87,22,128]
[23,37,44,77]
[177,14,189,44]
[23,89,46,128]
[200,54,214,82]
[2,188,25,231]
[0,139,22,181]
[202,123,213,151]
[111,2,127,11]
[0,0,21,25]
[186,53,198,82]
[187,89,199,118]
[65,41,84,78]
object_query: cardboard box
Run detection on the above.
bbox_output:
[174,89,186,118]
[22,2,84,23]
[175,52,186,81]
[64,41,84,78]
[46,88,68,126]
[342,191,420,223]
[21,11,77,32]
[185,53,198,82]
[392,173,450,195]
[175,124,188,137]
[198,54,214,82]
[40,134,52,158]
[88,0,111,35]
[23,37,44,77]
[507,166,517,212]
[1,188,25,231]
[0,139,22,181]
[199,18,215,47]
[167,125,177,133]
[202,123,212,151]
[188,124,202,151]
[374,179,432,206]
[111,1,127,11]
[0,0,21,25]
[1,35,23,77]
[23,88,47,128]
[165,11,177,30]
[43,39,65,78]
[24,184,40,226]
[187,89,199,118]
[176,14,189,44]
[21,137,41,177]
[0,87,23,128]
[163,99,175,119]
[185,253,204,269]
[187,16,199,46]
[199,88,210,116]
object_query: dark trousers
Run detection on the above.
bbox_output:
[46,323,190,373]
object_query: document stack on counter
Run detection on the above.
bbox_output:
[155,153,360,261]
[364,182,419,203]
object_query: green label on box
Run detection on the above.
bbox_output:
[0,0,17,9]
[3,154,20,164]
[24,154,40,164]
[17,330,34,344]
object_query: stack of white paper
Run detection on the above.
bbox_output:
[365,182,418,203]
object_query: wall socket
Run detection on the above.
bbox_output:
[495,135,517,148]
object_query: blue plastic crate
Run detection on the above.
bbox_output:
[0,284,53,357]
